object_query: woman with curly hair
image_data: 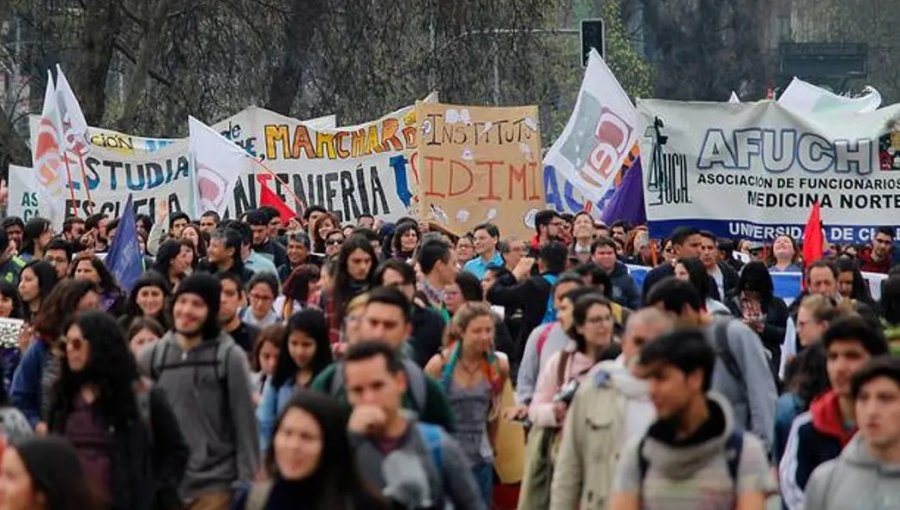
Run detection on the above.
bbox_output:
[10,279,101,427]
[70,254,126,315]
[391,220,420,261]
[47,311,188,510]
[311,214,338,254]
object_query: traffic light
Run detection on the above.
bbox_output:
[581,18,605,67]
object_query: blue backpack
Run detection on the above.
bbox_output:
[540,274,559,324]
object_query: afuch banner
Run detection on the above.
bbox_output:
[638,99,900,243]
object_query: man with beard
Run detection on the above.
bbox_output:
[528,209,563,257]
[138,273,258,510]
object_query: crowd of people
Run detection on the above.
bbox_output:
[0,203,897,510]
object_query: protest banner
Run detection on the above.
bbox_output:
[416,102,543,239]
[778,77,881,115]
[224,99,432,222]
[638,99,900,244]
[543,49,638,217]
[24,117,194,219]
[13,99,432,223]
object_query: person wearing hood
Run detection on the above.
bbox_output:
[550,308,674,510]
[804,356,900,510]
[609,328,772,510]
[137,273,259,510]
[779,315,889,510]
[591,237,640,310]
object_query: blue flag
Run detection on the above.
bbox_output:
[602,158,646,226]
[106,195,142,293]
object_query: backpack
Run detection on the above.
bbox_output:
[540,274,559,324]
[535,323,556,360]
[637,430,744,496]
[417,422,444,473]
[417,422,447,507]
[331,358,428,412]
[147,338,237,421]
[713,320,743,383]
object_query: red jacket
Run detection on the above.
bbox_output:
[858,246,891,274]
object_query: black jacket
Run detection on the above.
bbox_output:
[487,272,556,364]
[253,239,288,269]
[409,304,447,367]
[727,294,789,373]
[49,385,189,510]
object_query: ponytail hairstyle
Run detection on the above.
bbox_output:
[441,302,501,397]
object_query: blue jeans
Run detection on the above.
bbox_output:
[472,462,493,506]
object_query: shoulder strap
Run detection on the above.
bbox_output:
[725,430,744,485]
[556,350,571,388]
[215,341,236,422]
[402,359,427,411]
[637,436,650,486]
[536,323,555,359]
[417,422,444,473]
[638,431,743,493]
[214,340,235,383]
[714,320,743,382]
[245,480,275,510]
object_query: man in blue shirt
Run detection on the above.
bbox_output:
[463,223,503,279]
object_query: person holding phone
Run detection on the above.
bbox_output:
[727,262,789,374]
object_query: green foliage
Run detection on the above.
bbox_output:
[601,0,652,100]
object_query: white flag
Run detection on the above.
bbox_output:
[54,65,90,156]
[778,77,881,115]
[31,71,67,230]
[543,49,638,209]
[728,91,741,103]
[188,116,247,218]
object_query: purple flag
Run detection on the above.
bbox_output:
[601,158,646,225]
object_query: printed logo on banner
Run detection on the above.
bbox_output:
[645,117,691,207]
[880,128,900,171]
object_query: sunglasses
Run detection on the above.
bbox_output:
[64,337,86,351]
[326,238,344,246]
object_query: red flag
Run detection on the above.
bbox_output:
[256,174,296,224]
[802,201,824,268]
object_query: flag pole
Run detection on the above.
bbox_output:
[76,152,94,215]
[248,156,306,216]
[61,156,79,218]
[72,151,94,215]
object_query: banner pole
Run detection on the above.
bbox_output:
[248,156,307,216]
